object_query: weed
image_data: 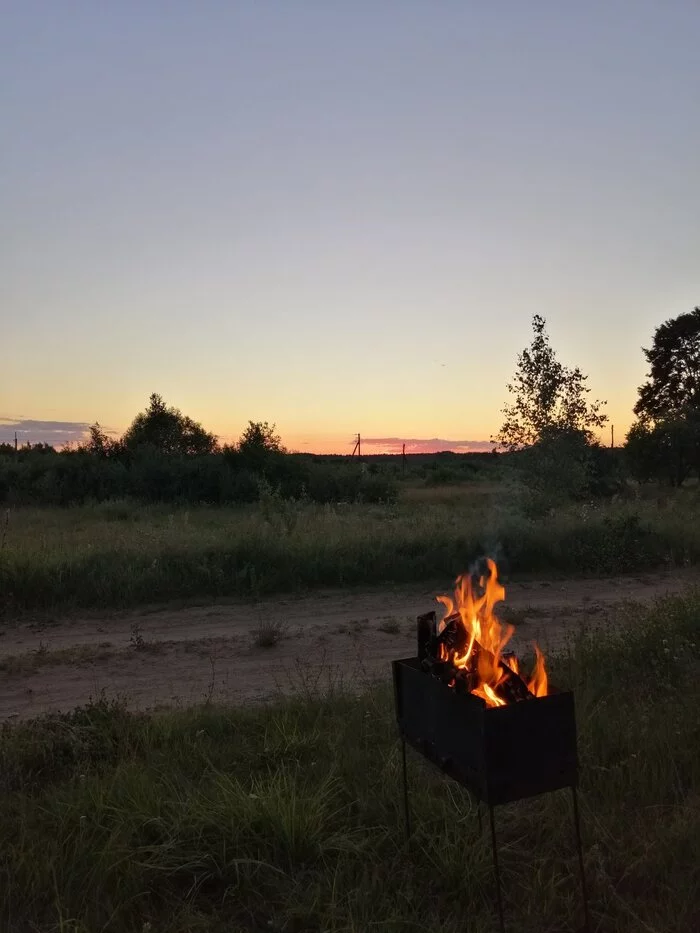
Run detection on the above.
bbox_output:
[127,623,162,653]
[129,623,146,650]
[252,620,286,648]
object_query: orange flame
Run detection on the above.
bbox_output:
[436,559,548,707]
[528,644,548,698]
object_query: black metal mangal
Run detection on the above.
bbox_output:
[393,610,591,933]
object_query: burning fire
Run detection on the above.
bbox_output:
[433,559,548,708]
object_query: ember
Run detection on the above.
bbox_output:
[420,558,547,707]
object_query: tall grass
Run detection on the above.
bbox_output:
[3,490,700,614]
[0,594,698,931]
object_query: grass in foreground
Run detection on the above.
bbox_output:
[4,485,700,615]
[1,595,698,932]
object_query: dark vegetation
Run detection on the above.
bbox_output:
[4,494,697,616]
[2,308,700,510]
[0,396,396,507]
[1,595,698,932]
[2,311,700,616]
[625,307,700,486]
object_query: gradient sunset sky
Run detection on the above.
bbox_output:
[3,1,699,453]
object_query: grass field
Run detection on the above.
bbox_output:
[1,594,698,932]
[2,483,700,615]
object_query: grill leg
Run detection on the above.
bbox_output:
[401,738,411,842]
[571,786,591,933]
[488,803,506,933]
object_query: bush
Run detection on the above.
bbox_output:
[0,449,397,508]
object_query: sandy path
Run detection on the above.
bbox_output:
[1,569,697,721]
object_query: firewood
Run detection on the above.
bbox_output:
[421,615,533,703]
[417,611,437,661]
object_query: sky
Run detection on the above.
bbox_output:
[2,1,699,453]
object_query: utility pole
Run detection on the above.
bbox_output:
[14,432,17,452]
[402,442,406,474]
[351,433,361,458]
[611,425,614,449]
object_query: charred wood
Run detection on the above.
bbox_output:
[418,612,533,703]
[417,611,437,662]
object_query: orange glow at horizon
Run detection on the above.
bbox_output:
[277,423,631,456]
[281,435,496,455]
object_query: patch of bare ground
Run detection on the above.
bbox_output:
[1,569,698,721]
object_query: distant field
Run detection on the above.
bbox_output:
[2,484,700,615]
[1,595,698,932]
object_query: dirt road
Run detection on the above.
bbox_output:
[1,570,697,721]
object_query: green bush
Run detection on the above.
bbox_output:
[0,449,397,508]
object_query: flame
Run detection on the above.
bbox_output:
[474,682,507,707]
[436,559,548,707]
[528,644,548,698]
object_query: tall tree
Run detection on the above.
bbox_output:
[626,308,700,486]
[495,315,607,451]
[233,421,286,471]
[123,394,218,455]
[80,423,119,458]
[634,307,700,422]
[238,421,285,456]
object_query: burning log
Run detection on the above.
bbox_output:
[417,611,436,662]
[423,633,533,703]
[492,659,533,703]
[435,612,469,654]
[417,559,548,707]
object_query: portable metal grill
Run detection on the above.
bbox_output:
[392,610,591,933]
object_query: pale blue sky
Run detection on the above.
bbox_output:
[2,1,699,450]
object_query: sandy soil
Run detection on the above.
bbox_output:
[1,570,698,721]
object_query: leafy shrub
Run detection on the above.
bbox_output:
[566,512,662,573]
[355,472,397,503]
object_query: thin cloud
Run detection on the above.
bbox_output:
[360,437,494,454]
[0,417,98,447]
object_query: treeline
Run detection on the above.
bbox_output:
[491,307,700,497]
[0,396,396,506]
[622,308,700,487]
[3,305,700,507]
